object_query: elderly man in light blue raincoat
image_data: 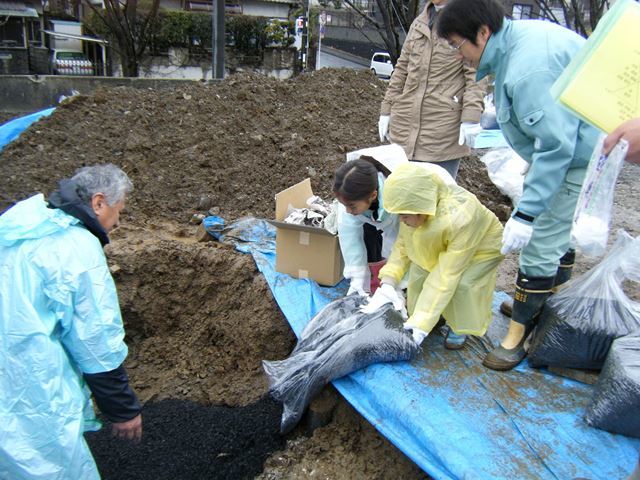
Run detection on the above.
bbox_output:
[0,164,142,479]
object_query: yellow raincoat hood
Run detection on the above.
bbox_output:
[380,163,504,335]
[383,163,449,216]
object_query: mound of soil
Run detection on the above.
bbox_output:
[0,69,510,224]
[106,221,295,407]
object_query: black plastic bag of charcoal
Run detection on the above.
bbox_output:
[262,294,419,434]
[584,332,640,438]
[528,230,640,370]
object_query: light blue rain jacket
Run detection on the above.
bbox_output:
[476,19,599,220]
[338,172,399,283]
[0,194,128,480]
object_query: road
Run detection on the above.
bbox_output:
[316,46,369,71]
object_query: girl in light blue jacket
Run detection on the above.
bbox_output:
[334,157,398,296]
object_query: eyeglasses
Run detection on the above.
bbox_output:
[447,38,467,51]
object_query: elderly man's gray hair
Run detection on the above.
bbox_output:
[72,164,133,206]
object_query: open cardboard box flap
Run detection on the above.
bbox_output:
[270,178,343,286]
[270,178,336,236]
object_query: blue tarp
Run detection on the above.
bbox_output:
[0,108,56,152]
[205,216,640,480]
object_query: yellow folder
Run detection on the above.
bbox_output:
[550,0,640,133]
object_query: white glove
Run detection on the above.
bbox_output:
[360,283,404,314]
[403,324,429,346]
[458,122,482,146]
[347,274,369,296]
[501,217,534,255]
[378,115,390,143]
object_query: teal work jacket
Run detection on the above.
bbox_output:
[476,19,599,220]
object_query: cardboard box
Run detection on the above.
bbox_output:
[270,178,344,286]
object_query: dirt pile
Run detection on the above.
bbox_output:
[106,222,295,407]
[0,69,515,479]
[0,69,510,223]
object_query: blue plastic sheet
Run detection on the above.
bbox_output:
[0,108,56,152]
[206,216,640,479]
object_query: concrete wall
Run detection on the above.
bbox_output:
[0,75,212,113]
[0,48,30,75]
[241,0,291,19]
[29,46,50,75]
[0,46,296,112]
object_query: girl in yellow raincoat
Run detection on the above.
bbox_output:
[363,162,503,348]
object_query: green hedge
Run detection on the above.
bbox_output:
[154,12,293,55]
[86,10,294,57]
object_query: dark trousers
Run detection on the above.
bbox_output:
[363,223,383,263]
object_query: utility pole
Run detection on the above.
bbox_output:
[303,0,311,71]
[211,0,225,79]
[316,10,326,71]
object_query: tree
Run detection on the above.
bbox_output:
[338,0,419,62]
[83,0,161,77]
[529,0,610,37]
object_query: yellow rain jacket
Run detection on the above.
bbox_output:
[379,163,503,335]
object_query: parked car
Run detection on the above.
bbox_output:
[51,50,94,76]
[370,52,394,79]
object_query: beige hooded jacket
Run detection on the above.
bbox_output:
[380,3,486,162]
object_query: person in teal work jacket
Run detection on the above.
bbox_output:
[0,164,142,479]
[437,0,600,370]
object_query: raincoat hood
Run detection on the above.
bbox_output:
[48,178,110,246]
[383,163,449,216]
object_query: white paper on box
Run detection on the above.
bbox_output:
[298,232,310,246]
[298,269,309,278]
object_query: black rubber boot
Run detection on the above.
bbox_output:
[483,271,555,371]
[499,249,576,317]
[552,248,575,292]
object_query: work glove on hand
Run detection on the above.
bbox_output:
[378,115,390,143]
[501,217,534,255]
[403,324,429,346]
[347,274,369,297]
[458,122,482,146]
[360,283,404,314]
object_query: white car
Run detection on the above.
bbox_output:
[370,52,394,79]
[51,50,94,76]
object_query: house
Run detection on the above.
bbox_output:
[179,0,297,20]
[0,0,48,74]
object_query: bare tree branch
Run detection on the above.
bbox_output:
[82,0,160,76]
[531,0,608,36]
[338,0,417,62]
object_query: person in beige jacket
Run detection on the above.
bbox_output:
[378,0,486,179]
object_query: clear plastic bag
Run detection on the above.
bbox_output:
[528,230,640,370]
[262,295,419,433]
[480,93,498,130]
[584,332,640,438]
[571,135,629,258]
[479,147,528,206]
